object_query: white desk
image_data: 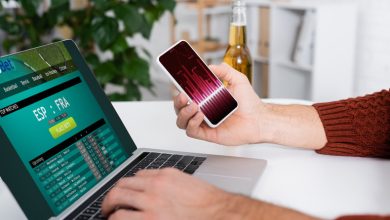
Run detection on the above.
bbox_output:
[1,101,389,219]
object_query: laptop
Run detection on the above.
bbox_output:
[0,40,266,220]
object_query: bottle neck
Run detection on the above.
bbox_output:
[228,24,247,46]
[229,0,247,46]
[231,0,247,26]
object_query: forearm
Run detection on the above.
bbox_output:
[259,103,327,150]
[219,193,318,220]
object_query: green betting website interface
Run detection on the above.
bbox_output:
[0,42,129,214]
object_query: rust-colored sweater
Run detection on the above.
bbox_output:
[314,89,390,158]
[313,89,390,220]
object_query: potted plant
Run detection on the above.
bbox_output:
[0,0,176,100]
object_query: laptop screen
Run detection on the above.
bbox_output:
[0,42,131,215]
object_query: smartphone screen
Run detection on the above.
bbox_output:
[158,41,238,126]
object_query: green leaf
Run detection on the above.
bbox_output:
[94,61,117,85]
[85,53,100,67]
[144,7,161,24]
[93,0,115,11]
[108,93,128,101]
[121,57,151,87]
[51,0,68,8]
[2,21,22,35]
[121,47,137,62]
[114,4,143,36]
[20,0,40,16]
[0,16,22,36]
[139,16,153,39]
[111,35,128,54]
[2,39,16,53]
[126,80,141,101]
[26,24,40,46]
[129,1,152,8]
[91,16,119,50]
[77,25,93,48]
[158,0,176,12]
[110,75,125,85]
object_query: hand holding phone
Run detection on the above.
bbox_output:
[157,41,238,128]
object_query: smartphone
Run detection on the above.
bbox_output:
[157,40,238,128]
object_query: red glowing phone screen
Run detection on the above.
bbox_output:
[159,41,238,125]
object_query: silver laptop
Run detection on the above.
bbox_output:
[0,40,266,220]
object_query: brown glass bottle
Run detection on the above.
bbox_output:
[223,0,253,84]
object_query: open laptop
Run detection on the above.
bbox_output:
[0,40,266,220]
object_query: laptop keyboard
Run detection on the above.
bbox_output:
[73,152,206,220]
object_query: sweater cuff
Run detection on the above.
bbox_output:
[336,215,390,220]
[313,101,359,156]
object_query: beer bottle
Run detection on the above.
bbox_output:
[223,0,253,84]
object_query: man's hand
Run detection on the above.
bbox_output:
[102,168,318,220]
[174,63,327,149]
[101,168,230,220]
[174,63,270,146]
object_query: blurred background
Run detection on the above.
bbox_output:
[0,0,389,102]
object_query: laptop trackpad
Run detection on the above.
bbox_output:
[194,173,253,195]
[193,155,266,195]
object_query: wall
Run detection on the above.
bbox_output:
[353,0,390,96]
[143,0,390,101]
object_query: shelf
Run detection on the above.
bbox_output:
[202,5,231,15]
[190,40,227,60]
[171,1,230,61]
[203,49,227,60]
[245,0,271,7]
[176,2,231,16]
[274,60,312,72]
[246,0,339,10]
[253,55,269,63]
[264,2,357,101]
[176,0,231,7]
[191,40,227,52]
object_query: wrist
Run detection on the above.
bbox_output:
[256,102,278,144]
[216,193,319,220]
[214,193,257,220]
[256,102,327,149]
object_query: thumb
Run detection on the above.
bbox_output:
[209,63,246,85]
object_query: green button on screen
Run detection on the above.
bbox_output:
[49,117,77,139]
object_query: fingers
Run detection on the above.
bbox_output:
[173,93,189,114]
[135,169,161,177]
[108,209,145,220]
[186,111,205,138]
[116,177,148,192]
[116,169,178,190]
[136,167,180,177]
[209,63,247,85]
[102,187,150,216]
[176,102,199,129]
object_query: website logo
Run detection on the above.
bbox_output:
[0,59,15,74]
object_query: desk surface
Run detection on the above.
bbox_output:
[1,101,390,219]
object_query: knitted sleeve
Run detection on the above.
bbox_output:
[336,215,390,220]
[313,89,390,158]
